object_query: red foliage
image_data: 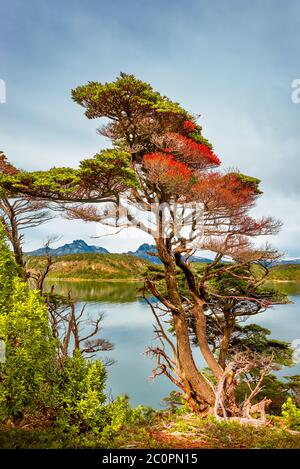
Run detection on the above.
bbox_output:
[0,152,18,175]
[163,133,221,169]
[183,120,197,133]
[189,172,256,211]
[143,153,192,193]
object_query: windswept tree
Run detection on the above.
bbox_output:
[0,74,290,418]
[0,151,52,277]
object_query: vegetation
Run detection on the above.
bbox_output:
[0,226,148,446]
[25,253,300,283]
[26,253,149,280]
[268,264,300,281]
[1,408,300,449]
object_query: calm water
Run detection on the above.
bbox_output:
[46,280,300,408]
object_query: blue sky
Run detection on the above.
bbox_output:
[1,0,300,255]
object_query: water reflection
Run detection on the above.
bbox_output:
[44,280,300,407]
[45,280,143,303]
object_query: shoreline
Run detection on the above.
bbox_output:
[46,277,300,283]
[45,277,143,283]
[269,279,300,283]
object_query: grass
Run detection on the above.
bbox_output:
[1,412,300,449]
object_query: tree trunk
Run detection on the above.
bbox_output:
[191,296,224,380]
[218,315,235,369]
[162,258,215,409]
[173,311,215,408]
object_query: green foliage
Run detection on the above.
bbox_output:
[187,127,212,148]
[79,149,138,189]
[226,172,262,195]
[26,253,149,280]
[72,72,190,120]
[0,224,18,312]
[231,324,293,366]
[0,228,147,444]
[202,417,300,448]
[161,391,185,412]
[269,264,300,281]
[0,278,58,421]
[284,375,300,406]
[55,351,107,433]
[0,167,80,197]
[282,397,300,430]
[0,148,138,201]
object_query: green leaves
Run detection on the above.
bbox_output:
[0,224,19,312]
[72,72,189,120]
[0,149,138,202]
[78,148,138,191]
[282,397,300,430]
[0,278,58,421]
[225,172,262,195]
[0,167,80,200]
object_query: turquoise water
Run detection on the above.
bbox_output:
[47,280,300,408]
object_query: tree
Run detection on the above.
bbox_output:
[0,73,287,417]
[0,151,52,278]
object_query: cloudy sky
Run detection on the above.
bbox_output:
[0,0,300,256]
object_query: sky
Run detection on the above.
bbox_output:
[0,0,300,256]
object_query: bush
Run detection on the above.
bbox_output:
[282,397,300,430]
[0,227,149,447]
[55,351,107,434]
[0,278,58,422]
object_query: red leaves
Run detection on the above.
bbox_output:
[183,120,197,133]
[143,153,192,194]
[189,172,257,211]
[162,133,221,169]
[0,152,18,175]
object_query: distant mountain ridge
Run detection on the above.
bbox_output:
[280,258,300,265]
[127,243,212,264]
[26,240,300,265]
[26,239,109,256]
[26,240,212,263]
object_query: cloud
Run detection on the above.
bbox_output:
[1,0,300,254]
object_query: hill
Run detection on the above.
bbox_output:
[268,263,300,282]
[26,253,149,280]
[26,247,300,283]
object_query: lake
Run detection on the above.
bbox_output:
[46,280,300,408]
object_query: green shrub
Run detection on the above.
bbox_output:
[55,351,107,434]
[282,397,300,430]
[0,278,58,422]
[0,225,18,312]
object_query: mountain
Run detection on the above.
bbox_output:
[26,240,213,263]
[279,258,300,265]
[26,239,109,256]
[126,243,212,264]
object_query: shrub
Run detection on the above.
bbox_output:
[282,397,300,430]
[55,351,107,434]
[0,278,58,422]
